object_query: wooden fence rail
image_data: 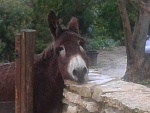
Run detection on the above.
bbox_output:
[15,29,35,113]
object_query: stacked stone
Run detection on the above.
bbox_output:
[62,74,150,113]
[62,80,99,113]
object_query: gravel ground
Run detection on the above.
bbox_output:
[93,46,127,79]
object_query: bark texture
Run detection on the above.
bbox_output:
[118,0,150,82]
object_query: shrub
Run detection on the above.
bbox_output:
[85,36,120,50]
[0,0,32,61]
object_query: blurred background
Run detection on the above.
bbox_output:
[0,0,137,62]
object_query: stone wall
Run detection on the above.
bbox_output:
[62,70,150,113]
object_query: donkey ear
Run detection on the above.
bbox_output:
[48,10,62,40]
[67,17,79,34]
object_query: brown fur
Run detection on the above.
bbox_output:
[0,63,15,101]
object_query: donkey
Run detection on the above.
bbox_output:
[0,10,89,113]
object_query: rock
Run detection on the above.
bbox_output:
[82,100,98,112]
[63,89,82,105]
[66,106,79,113]
[63,69,150,113]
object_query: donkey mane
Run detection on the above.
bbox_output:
[34,44,54,62]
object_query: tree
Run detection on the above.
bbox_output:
[118,0,150,82]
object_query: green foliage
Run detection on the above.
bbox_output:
[0,40,5,52]
[31,0,100,53]
[29,0,125,52]
[31,0,60,53]
[86,36,120,50]
[0,0,137,61]
[85,0,137,50]
[92,0,124,44]
[0,40,6,60]
[0,0,32,61]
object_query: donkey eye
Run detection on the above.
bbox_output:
[78,41,85,52]
[58,45,66,57]
[78,41,84,47]
[58,46,64,51]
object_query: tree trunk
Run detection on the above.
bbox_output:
[118,0,150,82]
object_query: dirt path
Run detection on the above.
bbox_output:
[93,46,127,79]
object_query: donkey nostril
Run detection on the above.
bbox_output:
[72,68,88,83]
[73,69,78,76]
[83,67,87,74]
[73,67,87,77]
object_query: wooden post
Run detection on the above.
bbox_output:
[15,29,35,113]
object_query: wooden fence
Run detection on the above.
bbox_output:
[15,29,35,113]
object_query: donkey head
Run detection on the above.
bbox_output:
[48,10,89,83]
